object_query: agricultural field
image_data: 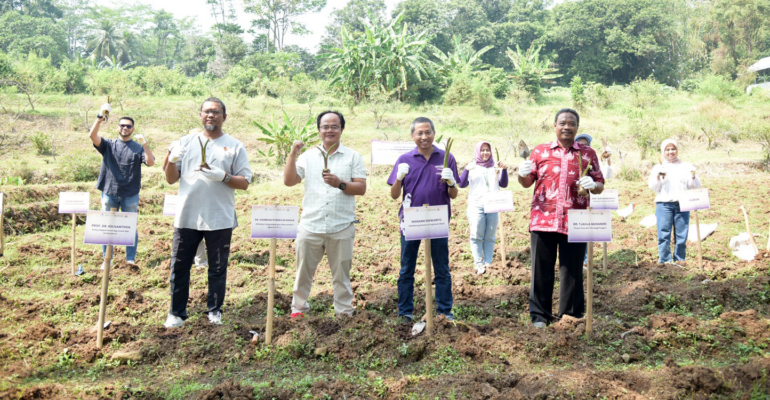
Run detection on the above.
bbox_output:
[1,89,770,399]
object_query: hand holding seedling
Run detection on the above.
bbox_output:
[318,142,339,173]
[497,161,507,169]
[440,168,456,186]
[322,172,342,188]
[576,152,594,197]
[97,98,111,121]
[517,160,532,177]
[200,164,226,182]
[134,134,147,146]
[198,137,211,170]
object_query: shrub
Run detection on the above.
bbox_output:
[444,72,496,113]
[57,153,101,182]
[570,75,585,110]
[697,75,742,101]
[586,82,612,108]
[629,77,668,108]
[30,131,52,155]
[223,66,265,96]
[253,112,319,164]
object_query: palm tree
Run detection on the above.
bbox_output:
[86,20,119,62]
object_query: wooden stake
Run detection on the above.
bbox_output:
[71,213,77,275]
[97,207,117,348]
[740,206,759,254]
[694,210,703,268]
[499,212,506,269]
[766,216,769,252]
[266,238,276,345]
[423,204,433,336]
[602,242,607,272]
[0,192,4,257]
[586,206,594,338]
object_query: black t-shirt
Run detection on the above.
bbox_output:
[94,138,146,197]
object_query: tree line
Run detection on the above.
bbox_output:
[1,0,769,105]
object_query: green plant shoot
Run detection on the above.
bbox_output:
[319,142,339,172]
[198,137,210,169]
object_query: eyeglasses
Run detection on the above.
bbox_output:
[201,110,223,116]
[119,124,133,129]
[320,125,341,131]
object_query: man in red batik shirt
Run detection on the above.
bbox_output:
[516,108,605,328]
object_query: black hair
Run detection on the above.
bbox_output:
[201,97,226,115]
[316,110,345,130]
[554,108,579,126]
[119,116,135,126]
[410,117,435,134]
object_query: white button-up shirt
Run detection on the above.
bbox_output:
[296,143,366,234]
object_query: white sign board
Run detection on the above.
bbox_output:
[84,211,138,246]
[251,205,299,239]
[678,188,710,212]
[58,192,90,214]
[163,194,178,217]
[403,205,449,241]
[568,209,612,243]
[371,140,447,165]
[589,189,619,211]
[483,191,514,213]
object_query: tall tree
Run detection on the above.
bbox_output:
[206,0,243,34]
[709,0,770,77]
[0,11,68,64]
[244,0,326,52]
[0,0,62,19]
[321,0,386,48]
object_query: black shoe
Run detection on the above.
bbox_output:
[397,315,414,324]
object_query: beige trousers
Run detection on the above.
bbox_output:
[291,223,355,316]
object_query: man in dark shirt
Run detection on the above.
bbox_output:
[89,111,155,267]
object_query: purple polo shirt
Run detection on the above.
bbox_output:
[387,145,460,234]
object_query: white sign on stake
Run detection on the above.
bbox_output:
[483,191,515,213]
[58,192,90,214]
[371,140,447,166]
[568,209,613,243]
[679,188,710,212]
[403,205,449,241]
[162,194,178,216]
[589,189,619,211]
[84,211,138,246]
[251,205,299,239]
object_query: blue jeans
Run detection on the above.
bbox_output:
[101,193,139,261]
[467,205,498,265]
[656,202,689,263]
[398,235,453,318]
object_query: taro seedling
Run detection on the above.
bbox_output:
[198,137,210,170]
[576,152,593,198]
[318,142,339,173]
[441,137,454,183]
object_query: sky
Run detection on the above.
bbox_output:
[96,0,566,52]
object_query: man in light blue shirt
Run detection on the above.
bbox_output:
[283,111,367,318]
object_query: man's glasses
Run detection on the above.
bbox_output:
[201,110,223,116]
[119,124,133,129]
[320,125,341,131]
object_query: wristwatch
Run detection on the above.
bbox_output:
[222,173,231,183]
[338,181,347,191]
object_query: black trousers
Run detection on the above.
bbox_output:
[529,231,587,324]
[169,227,232,319]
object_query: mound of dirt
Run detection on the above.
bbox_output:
[115,289,144,310]
[197,381,254,400]
[22,323,59,341]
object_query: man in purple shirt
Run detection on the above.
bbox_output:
[387,117,460,323]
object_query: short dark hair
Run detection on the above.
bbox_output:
[554,108,579,125]
[201,97,226,115]
[119,116,135,126]
[316,110,345,130]
[410,117,435,134]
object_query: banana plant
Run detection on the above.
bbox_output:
[254,111,319,164]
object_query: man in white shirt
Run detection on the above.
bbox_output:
[162,98,253,328]
[283,111,367,318]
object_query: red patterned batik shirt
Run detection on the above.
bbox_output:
[527,140,605,235]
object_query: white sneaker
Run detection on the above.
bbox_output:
[126,260,136,266]
[164,314,184,328]
[208,311,222,325]
[533,321,547,328]
[100,260,113,270]
[476,264,486,275]
[195,262,208,270]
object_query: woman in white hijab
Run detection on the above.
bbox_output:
[648,139,701,264]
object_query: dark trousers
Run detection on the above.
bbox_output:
[398,235,453,318]
[529,231,587,324]
[169,227,232,319]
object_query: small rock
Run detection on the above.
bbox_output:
[480,382,499,398]
[701,279,711,284]
[274,266,286,273]
[111,350,142,363]
[314,346,328,356]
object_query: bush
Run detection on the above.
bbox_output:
[223,66,265,96]
[444,72,496,113]
[586,82,612,108]
[697,75,742,101]
[57,153,101,182]
[629,77,668,108]
[30,131,52,155]
[487,68,510,99]
[570,75,585,110]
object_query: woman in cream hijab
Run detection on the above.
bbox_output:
[648,139,701,265]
